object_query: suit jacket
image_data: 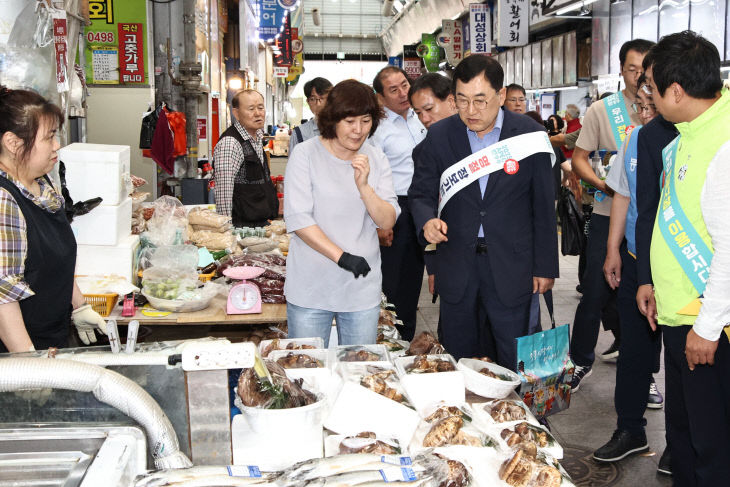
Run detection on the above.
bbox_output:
[408,109,559,306]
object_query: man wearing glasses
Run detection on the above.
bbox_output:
[503,84,527,114]
[408,55,558,370]
[289,77,333,156]
[567,39,654,393]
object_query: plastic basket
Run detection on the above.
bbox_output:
[83,293,118,317]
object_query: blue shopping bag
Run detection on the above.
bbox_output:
[516,292,575,419]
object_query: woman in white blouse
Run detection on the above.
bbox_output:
[284,80,400,346]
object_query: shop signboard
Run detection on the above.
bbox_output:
[439,19,463,66]
[469,3,491,55]
[499,0,528,46]
[462,16,471,57]
[85,0,148,85]
[286,28,303,82]
[273,66,288,77]
[258,0,287,42]
[388,56,402,68]
[51,9,69,92]
[420,33,441,73]
[403,44,422,80]
[273,14,292,67]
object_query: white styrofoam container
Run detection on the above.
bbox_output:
[71,197,132,246]
[231,406,324,470]
[258,337,325,357]
[59,143,131,206]
[268,349,338,405]
[395,354,466,416]
[75,234,140,282]
[457,358,522,399]
[324,380,421,448]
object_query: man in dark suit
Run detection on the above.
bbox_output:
[408,55,559,370]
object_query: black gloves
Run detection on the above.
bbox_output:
[337,252,371,278]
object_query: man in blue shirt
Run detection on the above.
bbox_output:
[370,67,427,341]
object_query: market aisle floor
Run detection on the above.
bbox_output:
[414,252,672,487]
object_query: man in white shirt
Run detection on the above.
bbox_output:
[370,66,427,341]
[289,77,333,156]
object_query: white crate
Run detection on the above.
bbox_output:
[75,234,140,282]
[394,354,466,415]
[71,197,132,246]
[59,143,130,206]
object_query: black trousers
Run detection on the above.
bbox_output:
[439,252,531,371]
[569,214,621,367]
[663,324,730,486]
[380,196,424,341]
[614,246,662,434]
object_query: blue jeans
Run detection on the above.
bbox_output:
[286,302,380,347]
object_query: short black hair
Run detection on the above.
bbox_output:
[619,39,655,68]
[408,73,452,104]
[452,54,504,94]
[505,84,526,96]
[643,31,722,99]
[373,66,410,95]
[304,77,333,99]
[637,73,647,88]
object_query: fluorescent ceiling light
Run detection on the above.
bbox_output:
[554,0,598,16]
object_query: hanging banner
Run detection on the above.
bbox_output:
[439,19,464,66]
[85,0,149,85]
[388,56,402,68]
[499,0,528,46]
[462,16,472,57]
[51,9,69,92]
[273,14,292,67]
[403,44,422,80]
[420,33,441,73]
[469,3,491,55]
[258,0,287,41]
[286,27,303,81]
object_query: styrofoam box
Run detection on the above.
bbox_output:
[267,348,337,401]
[258,337,324,357]
[395,354,466,416]
[59,143,131,206]
[71,197,132,246]
[324,380,420,448]
[75,234,140,282]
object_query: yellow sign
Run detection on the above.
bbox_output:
[287,52,303,81]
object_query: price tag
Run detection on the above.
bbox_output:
[380,455,412,466]
[227,465,262,478]
[379,467,417,482]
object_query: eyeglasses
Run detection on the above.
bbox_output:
[623,67,643,77]
[308,96,327,105]
[631,103,656,113]
[455,96,493,110]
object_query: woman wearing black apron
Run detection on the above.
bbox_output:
[0,86,107,353]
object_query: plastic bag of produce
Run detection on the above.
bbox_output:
[143,196,188,246]
[187,207,230,228]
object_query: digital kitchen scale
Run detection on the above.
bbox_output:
[223,266,265,314]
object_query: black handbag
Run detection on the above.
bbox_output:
[557,186,586,256]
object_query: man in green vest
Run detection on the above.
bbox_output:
[641,30,730,485]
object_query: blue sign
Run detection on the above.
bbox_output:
[388,56,402,68]
[258,0,287,41]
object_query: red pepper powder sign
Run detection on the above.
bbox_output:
[118,23,145,84]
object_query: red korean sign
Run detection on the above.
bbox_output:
[118,23,145,84]
[52,12,68,92]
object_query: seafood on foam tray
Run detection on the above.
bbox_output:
[359,367,408,404]
[261,338,317,358]
[420,406,490,449]
[406,355,457,373]
[337,345,387,363]
[236,360,317,409]
[483,400,529,423]
[276,352,324,369]
[407,332,445,356]
[338,432,401,455]
[498,449,565,487]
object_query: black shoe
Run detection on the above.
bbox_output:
[576,284,584,294]
[599,339,620,360]
[647,380,664,410]
[570,365,592,393]
[593,429,649,462]
[657,447,671,475]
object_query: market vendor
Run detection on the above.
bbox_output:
[284,80,399,346]
[214,89,279,227]
[0,86,108,353]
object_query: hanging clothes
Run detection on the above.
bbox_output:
[150,109,175,175]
